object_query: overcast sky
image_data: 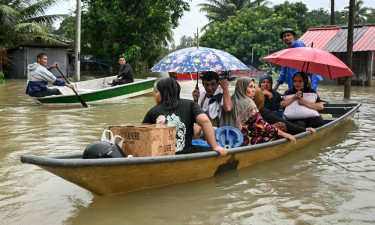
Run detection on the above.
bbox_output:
[48,0,375,45]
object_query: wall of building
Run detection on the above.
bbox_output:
[26,47,68,78]
[7,49,26,78]
[330,51,373,86]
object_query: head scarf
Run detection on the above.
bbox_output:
[220,77,258,130]
[253,87,265,110]
[258,74,273,88]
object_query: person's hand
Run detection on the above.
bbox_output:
[192,84,200,102]
[219,79,229,91]
[50,62,59,69]
[66,83,74,89]
[294,90,303,100]
[263,90,273,98]
[213,145,228,156]
[284,133,296,144]
[114,77,119,82]
[297,97,306,106]
[306,127,316,134]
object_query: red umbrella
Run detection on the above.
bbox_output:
[263,47,355,79]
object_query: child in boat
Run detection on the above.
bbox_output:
[143,77,227,156]
[220,77,296,145]
[280,72,324,128]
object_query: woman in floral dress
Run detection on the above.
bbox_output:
[221,77,296,145]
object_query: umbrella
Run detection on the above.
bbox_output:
[263,47,355,79]
[151,46,250,73]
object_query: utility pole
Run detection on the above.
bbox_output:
[344,0,355,99]
[330,0,335,25]
[74,0,81,81]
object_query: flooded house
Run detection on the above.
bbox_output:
[299,24,375,86]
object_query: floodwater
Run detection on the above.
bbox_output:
[0,77,374,225]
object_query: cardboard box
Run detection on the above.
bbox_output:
[109,124,176,157]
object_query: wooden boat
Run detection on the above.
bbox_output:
[169,72,200,80]
[32,76,157,105]
[21,103,361,196]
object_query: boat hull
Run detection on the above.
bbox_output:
[21,103,361,195]
[34,77,156,105]
[169,72,200,80]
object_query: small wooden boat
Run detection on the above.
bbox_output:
[32,76,157,105]
[21,103,361,195]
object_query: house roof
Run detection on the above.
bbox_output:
[353,26,375,51]
[7,43,71,51]
[299,27,341,49]
[298,24,375,52]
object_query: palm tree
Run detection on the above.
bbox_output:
[198,0,250,28]
[246,0,269,9]
[198,0,270,29]
[344,0,371,24]
[0,0,67,72]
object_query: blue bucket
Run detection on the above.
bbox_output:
[215,126,244,149]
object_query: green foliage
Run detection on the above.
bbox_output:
[200,4,304,68]
[0,0,67,76]
[198,0,253,29]
[77,0,190,66]
[0,72,4,83]
[177,35,195,49]
[343,0,373,24]
[0,0,67,48]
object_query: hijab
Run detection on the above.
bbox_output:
[220,77,258,130]
[258,73,280,98]
[258,74,273,88]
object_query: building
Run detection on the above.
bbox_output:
[298,24,375,86]
[6,43,71,79]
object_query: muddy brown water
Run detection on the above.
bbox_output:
[0,77,374,224]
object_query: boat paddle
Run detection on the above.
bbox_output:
[56,66,89,108]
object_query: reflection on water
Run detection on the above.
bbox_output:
[0,79,374,224]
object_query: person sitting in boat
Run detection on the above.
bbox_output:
[253,84,316,135]
[221,77,296,145]
[111,56,134,86]
[192,71,233,127]
[258,74,283,117]
[25,53,74,97]
[280,72,324,128]
[143,77,227,156]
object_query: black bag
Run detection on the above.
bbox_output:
[83,130,126,159]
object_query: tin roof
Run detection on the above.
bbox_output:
[297,25,375,53]
[299,27,341,50]
[353,26,375,51]
[323,26,369,52]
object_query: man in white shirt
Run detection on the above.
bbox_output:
[192,72,233,138]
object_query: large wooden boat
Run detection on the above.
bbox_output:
[21,103,361,196]
[32,76,157,105]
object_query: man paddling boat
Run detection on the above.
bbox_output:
[25,53,74,97]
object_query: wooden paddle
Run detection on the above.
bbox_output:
[56,66,89,108]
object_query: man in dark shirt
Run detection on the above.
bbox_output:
[112,56,134,86]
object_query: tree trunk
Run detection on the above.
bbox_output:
[330,0,335,25]
[344,0,355,99]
